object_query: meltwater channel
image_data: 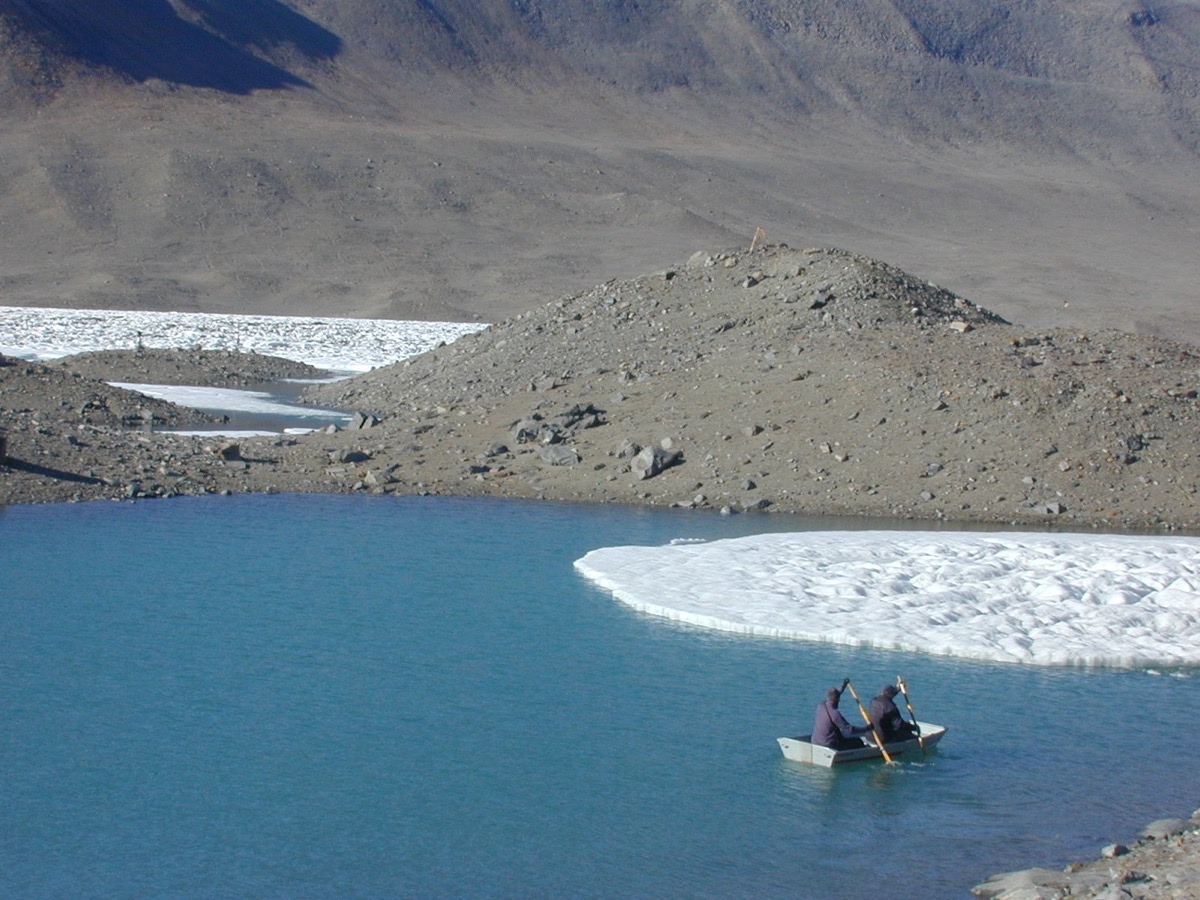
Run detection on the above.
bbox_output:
[2,494,1197,898]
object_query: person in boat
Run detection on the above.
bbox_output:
[812,681,870,750]
[868,684,917,744]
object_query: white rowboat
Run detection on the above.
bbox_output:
[777,721,947,766]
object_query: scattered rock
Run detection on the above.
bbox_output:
[1140,819,1189,840]
[616,438,642,459]
[975,815,1200,900]
[4,244,1200,545]
[536,445,579,466]
[330,449,371,464]
[631,444,682,480]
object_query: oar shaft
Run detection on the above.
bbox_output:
[896,676,926,753]
[844,680,894,764]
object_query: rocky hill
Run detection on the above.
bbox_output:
[4,244,1198,534]
[297,244,1200,531]
[0,1,1198,341]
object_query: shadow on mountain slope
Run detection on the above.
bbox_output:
[179,0,340,59]
[1,0,340,92]
[0,0,1198,344]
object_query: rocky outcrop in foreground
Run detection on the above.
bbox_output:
[974,812,1200,900]
[3,245,1200,532]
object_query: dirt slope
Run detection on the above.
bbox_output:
[0,1,1197,342]
[4,245,1198,534]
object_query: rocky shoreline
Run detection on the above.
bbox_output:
[4,245,1199,532]
[3,245,1199,894]
[972,812,1200,900]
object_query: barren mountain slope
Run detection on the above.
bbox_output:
[0,1,1197,340]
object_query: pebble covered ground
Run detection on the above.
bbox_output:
[300,245,1200,532]
[972,812,1200,899]
[3,245,1199,534]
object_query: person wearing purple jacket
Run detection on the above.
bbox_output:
[812,680,870,750]
[869,684,917,744]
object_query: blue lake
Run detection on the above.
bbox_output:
[2,494,1197,898]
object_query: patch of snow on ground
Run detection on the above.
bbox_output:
[109,383,352,420]
[575,531,1200,668]
[0,306,486,372]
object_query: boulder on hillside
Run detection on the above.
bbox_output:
[632,444,683,480]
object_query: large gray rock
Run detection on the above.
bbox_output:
[615,438,642,459]
[512,402,605,446]
[632,444,682,480]
[329,448,371,464]
[536,445,579,466]
[512,417,543,444]
[363,467,398,487]
[971,867,1074,899]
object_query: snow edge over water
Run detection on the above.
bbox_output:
[574,531,1200,669]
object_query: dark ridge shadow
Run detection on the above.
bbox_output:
[4,0,341,93]
[3,458,107,485]
[180,0,340,60]
[412,0,478,64]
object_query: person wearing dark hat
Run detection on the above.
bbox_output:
[812,680,870,750]
[869,683,917,744]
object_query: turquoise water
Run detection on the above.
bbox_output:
[2,494,1197,898]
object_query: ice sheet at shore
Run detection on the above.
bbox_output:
[109,383,352,421]
[574,531,1200,668]
[0,306,485,372]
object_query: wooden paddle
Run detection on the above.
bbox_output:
[896,675,925,753]
[843,679,894,764]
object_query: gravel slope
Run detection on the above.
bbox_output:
[3,245,1199,534]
